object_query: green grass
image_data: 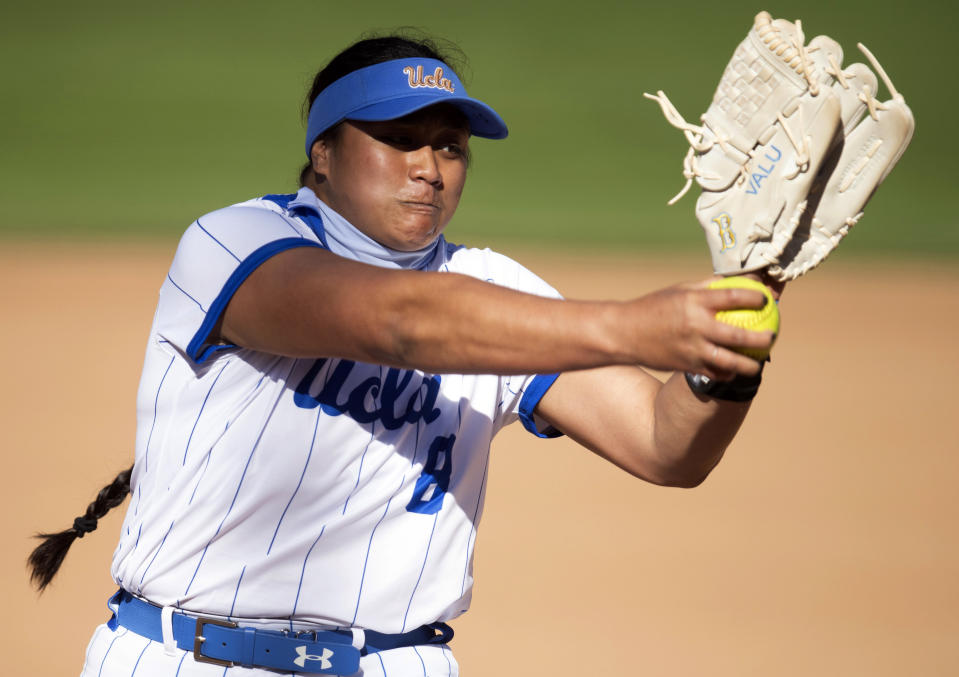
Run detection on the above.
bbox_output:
[1,0,954,258]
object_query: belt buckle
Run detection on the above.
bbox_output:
[194,616,239,667]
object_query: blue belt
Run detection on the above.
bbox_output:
[107,589,453,674]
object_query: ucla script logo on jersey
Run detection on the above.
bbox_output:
[294,358,455,515]
[294,358,441,427]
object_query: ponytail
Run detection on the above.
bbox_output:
[28,465,133,591]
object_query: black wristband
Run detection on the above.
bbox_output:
[684,364,764,402]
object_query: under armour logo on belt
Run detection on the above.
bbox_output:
[294,645,334,669]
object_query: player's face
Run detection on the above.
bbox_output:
[310,105,470,252]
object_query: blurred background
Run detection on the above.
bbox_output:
[3,2,957,675]
[1,0,953,255]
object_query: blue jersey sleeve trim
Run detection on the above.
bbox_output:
[186,238,326,364]
[261,193,329,249]
[518,373,563,439]
[260,193,297,209]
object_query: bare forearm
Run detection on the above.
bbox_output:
[646,371,752,486]
[535,364,756,487]
[223,247,775,382]
[225,249,631,374]
[379,272,623,373]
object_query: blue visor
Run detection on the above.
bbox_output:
[305,58,508,157]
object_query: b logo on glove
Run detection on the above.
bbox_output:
[713,213,736,252]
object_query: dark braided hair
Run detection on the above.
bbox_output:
[298,30,468,187]
[28,465,133,591]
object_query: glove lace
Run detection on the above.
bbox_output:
[823,53,853,90]
[775,110,811,179]
[646,89,815,204]
[819,42,902,123]
[754,13,819,94]
[643,90,729,204]
[857,42,905,105]
[848,43,905,122]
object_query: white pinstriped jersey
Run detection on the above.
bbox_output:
[109,187,562,636]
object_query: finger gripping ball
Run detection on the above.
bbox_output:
[710,276,779,360]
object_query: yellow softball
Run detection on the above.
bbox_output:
[709,276,779,360]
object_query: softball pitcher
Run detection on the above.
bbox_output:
[30,33,777,677]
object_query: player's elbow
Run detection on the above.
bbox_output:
[660,467,714,488]
[642,464,715,488]
[633,445,725,488]
[637,426,731,488]
[585,428,727,488]
[611,455,715,488]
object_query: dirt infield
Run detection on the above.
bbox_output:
[4,242,958,676]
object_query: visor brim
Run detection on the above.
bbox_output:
[345,95,508,140]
